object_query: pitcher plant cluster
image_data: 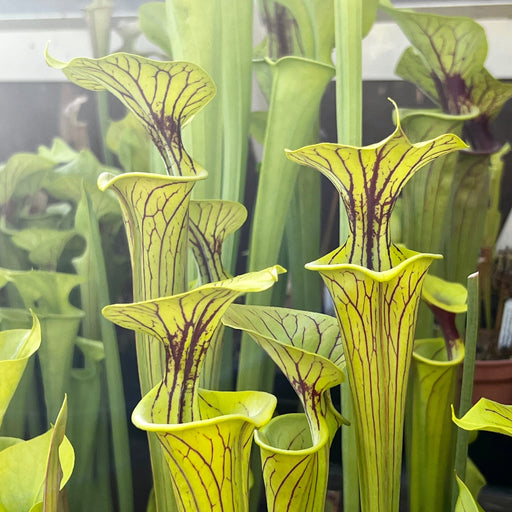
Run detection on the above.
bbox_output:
[0,1,510,512]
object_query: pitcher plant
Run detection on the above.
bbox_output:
[287,104,466,511]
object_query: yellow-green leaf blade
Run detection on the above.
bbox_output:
[0,153,54,207]
[453,397,512,436]
[0,414,74,512]
[454,474,481,512]
[0,313,41,428]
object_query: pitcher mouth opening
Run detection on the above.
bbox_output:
[131,386,277,433]
[254,413,330,456]
[97,169,208,192]
[305,244,442,282]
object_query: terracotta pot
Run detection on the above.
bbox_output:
[472,359,512,405]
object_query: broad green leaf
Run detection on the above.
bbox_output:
[16,203,73,231]
[103,266,284,423]
[138,2,173,57]
[10,228,76,269]
[0,153,54,207]
[286,104,466,270]
[407,337,465,512]
[0,312,40,428]
[0,268,83,420]
[223,304,346,441]
[452,397,512,436]
[454,474,481,512]
[46,50,216,177]
[0,408,74,512]
[43,148,121,222]
[0,268,82,315]
[188,200,247,284]
[38,138,78,164]
[382,6,487,114]
[133,387,276,512]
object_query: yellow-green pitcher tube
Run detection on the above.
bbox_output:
[255,413,331,512]
[132,385,277,512]
[287,105,465,512]
[406,337,465,512]
[307,246,440,512]
[98,171,206,393]
[98,171,206,512]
